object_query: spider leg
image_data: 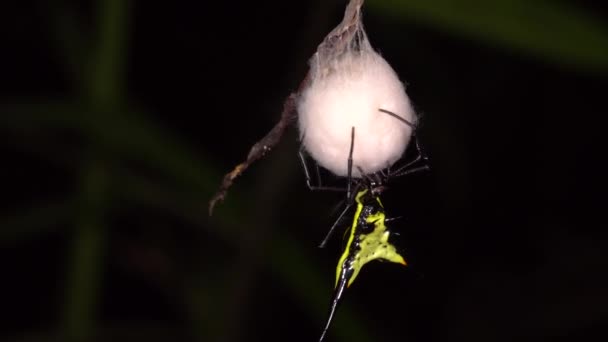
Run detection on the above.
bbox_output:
[298,143,346,193]
[391,165,430,178]
[315,161,323,188]
[389,135,430,178]
[379,108,415,129]
[346,126,355,200]
[376,108,430,181]
[319,201,353,248]
[300,128,358,248]
[384,216,403,223]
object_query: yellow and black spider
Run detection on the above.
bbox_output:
[299,117,429,342]
[318,184,406,342]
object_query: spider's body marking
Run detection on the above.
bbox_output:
[319,187,406,341]
[335,188,406,288]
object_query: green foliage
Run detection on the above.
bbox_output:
[370,0,608,72]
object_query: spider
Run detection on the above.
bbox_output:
[297,110,429,341]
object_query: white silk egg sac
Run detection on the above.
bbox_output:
[297,49,416,177]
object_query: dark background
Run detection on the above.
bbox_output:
[1,0,607,341]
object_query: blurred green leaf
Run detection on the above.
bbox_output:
[86,0,129,104]
[2,103,216,194]
[371,0,608,72]
[61,162,108,341]
[0,200,71,244]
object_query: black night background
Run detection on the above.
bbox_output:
[1,1,607,341]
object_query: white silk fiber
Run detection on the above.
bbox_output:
[297,23,416,177]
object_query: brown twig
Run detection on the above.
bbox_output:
[207,85,302,215]
[207,0,366,216]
